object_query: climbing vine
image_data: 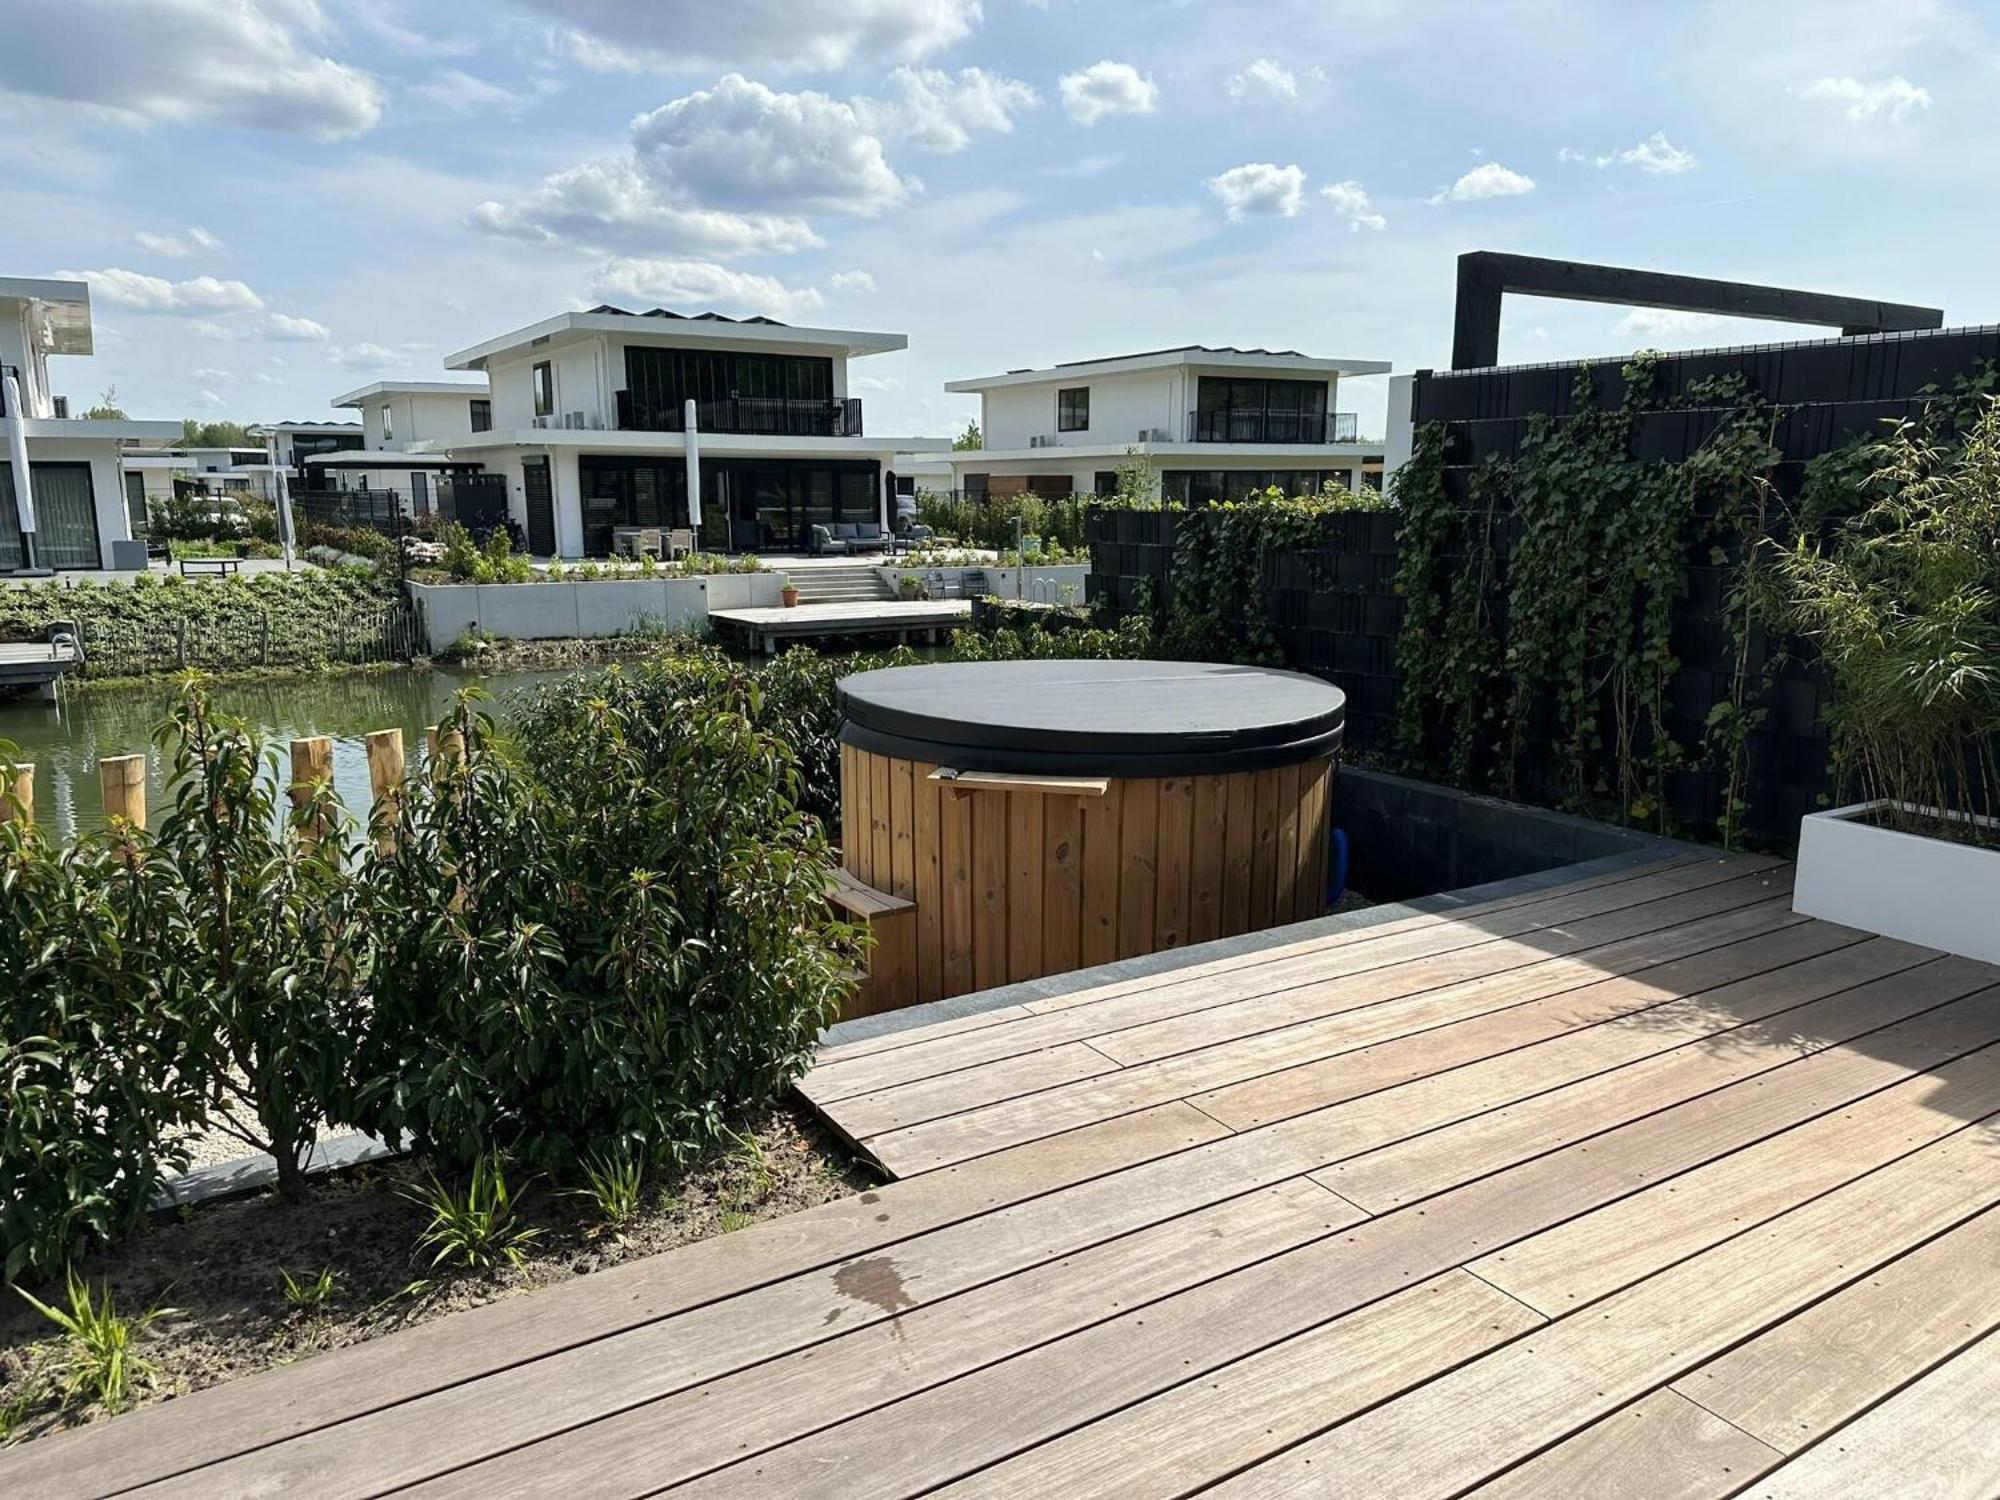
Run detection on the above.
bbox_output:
[1154,488,1387,665]
[1392,355,1786,839]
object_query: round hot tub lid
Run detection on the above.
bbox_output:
[837,659,1345,776]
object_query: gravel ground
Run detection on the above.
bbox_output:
[1,1102,871,1447]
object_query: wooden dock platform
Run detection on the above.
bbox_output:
[711,598,970,653]
[10,850,2000,1497]
[0,639,79,692]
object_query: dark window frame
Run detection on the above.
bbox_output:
[469,398,491,433]
[531,361,554,418]
[1057,386,1090,432]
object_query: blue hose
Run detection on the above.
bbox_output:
[1329,828,1349,905]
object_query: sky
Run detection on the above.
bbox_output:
[4,0,1995,442]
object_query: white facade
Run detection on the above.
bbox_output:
[439,306,945,556]
[1,277,179,568]
[331,379,490,452]
[944,346,1391,502]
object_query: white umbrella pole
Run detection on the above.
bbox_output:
[270,434,295,570]
[3,371,39,571]
[683,398,703,540]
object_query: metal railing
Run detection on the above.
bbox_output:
[292,488,404,535]
[616,391,863,437]
[1184,409,1361,444]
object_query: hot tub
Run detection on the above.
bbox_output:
[836,659,1346,1006]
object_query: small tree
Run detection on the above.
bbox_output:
[149,684,373,1199]
[1782,399,2000,840]
[84,387,128,421]
[951,419,982,451]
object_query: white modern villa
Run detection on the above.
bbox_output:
[435,306,946,556]
[1,276,177,570]
[943,345,1391,503]
[313,378,493,509]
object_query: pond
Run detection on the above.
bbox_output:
[0,665,579,843]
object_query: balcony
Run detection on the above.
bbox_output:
[1184,409,1360,444]
[616,392,863,438]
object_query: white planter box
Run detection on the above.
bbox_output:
[1793,799,2000,964]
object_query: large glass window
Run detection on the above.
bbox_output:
[123,470,149,536]
[1192,377,1329,442]
[622,346,836,432]
[0,462,102,569]
[469,398,491,433]
[532,361,554,418]
[1058,387,1090,432]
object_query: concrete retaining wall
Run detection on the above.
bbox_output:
[876,563,1090,602]
[409,573,783,650]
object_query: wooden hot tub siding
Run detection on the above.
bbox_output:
[840,744,1334,1006]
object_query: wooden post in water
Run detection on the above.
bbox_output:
[289,735,335,842]
[1,763,33,825]
[426,726,464,767]
[99,754,146,827]
[364,728,405,853]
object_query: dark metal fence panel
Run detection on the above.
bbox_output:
[436,474,510,533]
[292,489,404,535]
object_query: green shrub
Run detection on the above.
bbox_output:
[351,677,854,1171]
[402,1156,542,1272]
[0,797,205,1279]
[15,1269,173,1413]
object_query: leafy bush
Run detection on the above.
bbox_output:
[0,570,400,679]
[916,491,1091,554]
[0,791,205,1279]
[351,675,854,1171]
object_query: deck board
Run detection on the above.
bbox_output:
[10,855,2000,1500]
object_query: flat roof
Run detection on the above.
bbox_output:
[445,306,905,371]
[259,421,364,433]
[946,345,1391,392]
[305,450,455,467]
[331,380,489,408]
[0,276,93,355]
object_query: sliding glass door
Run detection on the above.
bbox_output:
[0,462,102,569]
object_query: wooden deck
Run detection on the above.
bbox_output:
[0,638,79,690]
[9,850,2000,1497]
[712,598,970,652]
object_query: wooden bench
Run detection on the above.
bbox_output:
[825,866,917,1021]
[178,556,241,578]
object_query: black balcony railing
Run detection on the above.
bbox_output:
[1185,409,1361,444]
[616,391,863,438]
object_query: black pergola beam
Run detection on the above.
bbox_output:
[1450,251,1944,370]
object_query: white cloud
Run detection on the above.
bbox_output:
[632,74,913,216]
[1320,180,1386,231]
[192,366,231,382]
[1559,132,1697,175]
[1613,308,1726,339]
[1800,75,1932,126]
[132,226,225,258]
[530,0,979,72]
[1207,162,1306,220]
[411,70,525,115]
[858,66,1038,153]
[1620,132,1697,174]
[591,258,826,321]
[471,157,822,258]
[330,339,434,371]
[1227,59,1297,103]
[57,268,265,313]
[829,269,878,293]
[0,0,381,139]
[852,374,901,391]
[196,388,228,410]
[1438,161,1536,201]
[264,313,330,341]
[1060,60,1159,125]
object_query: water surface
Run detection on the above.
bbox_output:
[0,665,575,843]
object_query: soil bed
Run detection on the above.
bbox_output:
[0,1102,868,1446]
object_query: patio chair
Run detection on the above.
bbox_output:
[666,527,695,560]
